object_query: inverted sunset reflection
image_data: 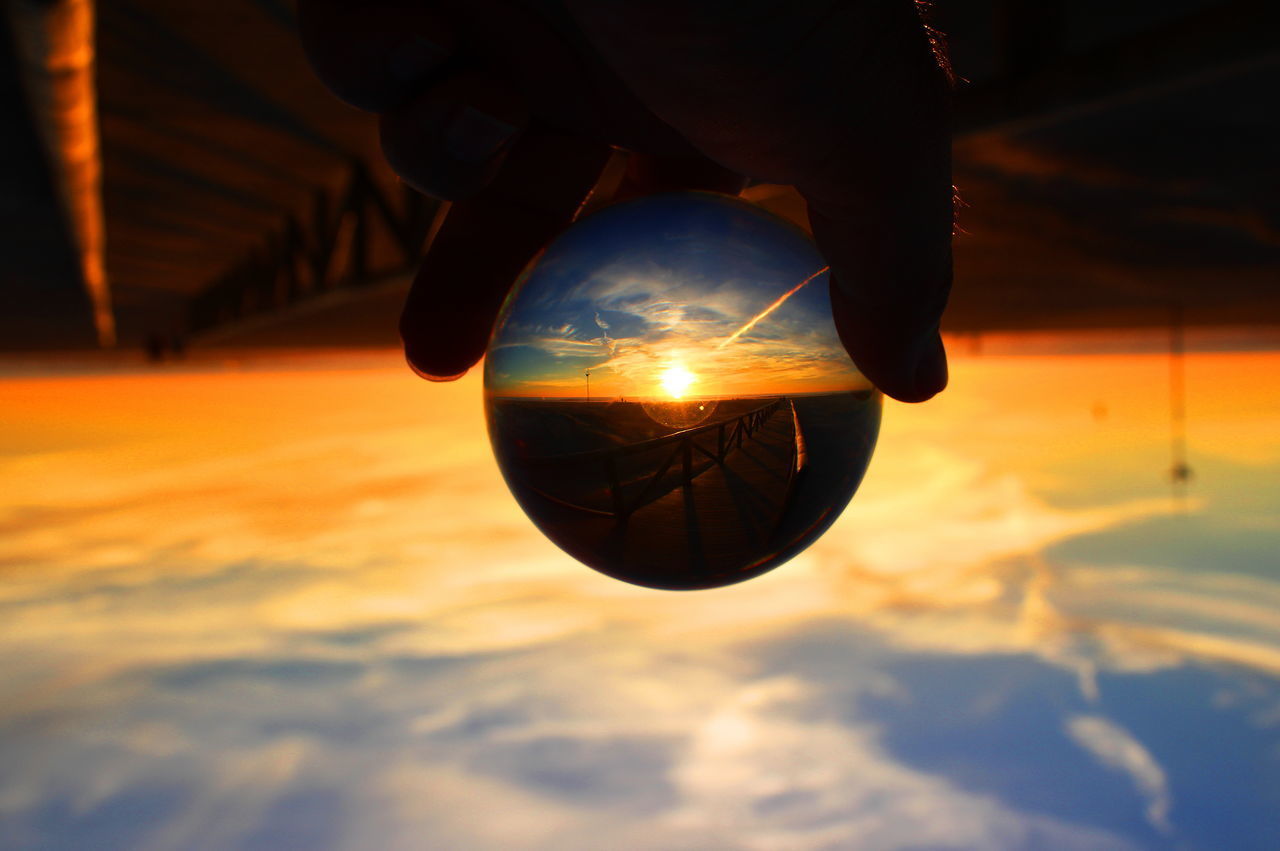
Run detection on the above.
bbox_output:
[1,345,1278,849]
[484,193,879,589]
[484,194,867,402]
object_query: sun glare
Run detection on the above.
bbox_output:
[660,364,696,399]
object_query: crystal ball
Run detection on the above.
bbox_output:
[484,192,881,590]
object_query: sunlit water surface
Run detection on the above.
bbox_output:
[1,348,1278,850]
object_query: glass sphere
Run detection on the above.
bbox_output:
[484,192,881,590]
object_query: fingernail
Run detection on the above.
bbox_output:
[405,352,468,382]
[388,35,448,82]
[421,369,468,382]
[912,334,948,400]
[445,106,518,165]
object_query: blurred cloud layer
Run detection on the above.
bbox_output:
[1,350,1278,850]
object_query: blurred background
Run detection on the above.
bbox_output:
[1,1,1278,849]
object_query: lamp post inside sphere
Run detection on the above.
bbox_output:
[484,192,881,590]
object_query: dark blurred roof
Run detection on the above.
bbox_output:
[1,0,1277,350]
[944,0,1280,333]
[93,0,396,343]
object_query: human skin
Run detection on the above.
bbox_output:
[297,0,953,402]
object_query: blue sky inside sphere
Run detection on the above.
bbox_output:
[485,192,870,400]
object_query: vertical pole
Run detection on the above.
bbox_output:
[1169,302,1190,503]
[585,370,590,402]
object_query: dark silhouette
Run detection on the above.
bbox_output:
[297,0,953,403]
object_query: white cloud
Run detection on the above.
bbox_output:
[2,355,1278,849]
[1066,715,1173,834]
[665,678,1136,851]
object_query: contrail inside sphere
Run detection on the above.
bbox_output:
[716,266,830,350]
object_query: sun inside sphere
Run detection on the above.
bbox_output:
[484,192,882,590]
[660,364,695,399]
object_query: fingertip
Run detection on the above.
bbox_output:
[910,333,948,402]
[400,283,489,382]
[829,277,948,404]
[396,127,612,392]
[403,349,471,383]
[883,331,948,403]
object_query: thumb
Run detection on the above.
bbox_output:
[806,133,953,403]
[562,0,955,401]
[797,3,954,404]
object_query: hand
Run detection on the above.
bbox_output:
[298,0,953,402]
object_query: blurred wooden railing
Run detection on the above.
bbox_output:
[187,159,438,335]
[517,398,794,522]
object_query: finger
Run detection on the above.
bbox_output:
[297,0,456,113]
[563,0,954,402]
[400,124,613,380]
[829,271,948,405]
[802,8,954,404]
[379,71,529,200]
[810,137,953,403]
